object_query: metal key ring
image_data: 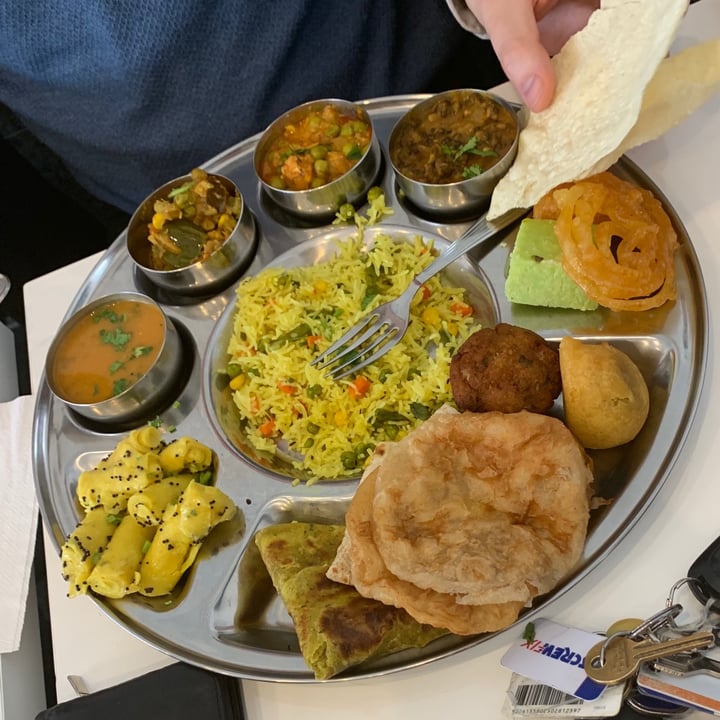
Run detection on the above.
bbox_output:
[628,604,684,640]
[596,604,684,667]
[668,577,700,607]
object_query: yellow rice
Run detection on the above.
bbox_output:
[226,232,478,482]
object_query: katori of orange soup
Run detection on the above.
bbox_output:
[51,299,165,404]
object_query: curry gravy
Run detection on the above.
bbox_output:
[391,90,516,184]
[51,299,164,403]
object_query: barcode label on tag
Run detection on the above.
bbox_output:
[505,674,625,718]
[513,680,580,708]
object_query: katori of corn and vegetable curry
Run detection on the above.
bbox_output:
[147,168,242,271]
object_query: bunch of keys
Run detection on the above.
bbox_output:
[583,535,720,716]
[584,607,714,686]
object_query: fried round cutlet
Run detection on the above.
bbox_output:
[449,323,561,413]
[371,409,593,606]
[327,466,524,636]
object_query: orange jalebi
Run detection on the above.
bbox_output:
[533,172,678,312]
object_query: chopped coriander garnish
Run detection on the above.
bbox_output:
[410,402,432,420]
[109,360,124,374]
[148,416,163,428]
[167,179,196,198]
[196,470,213,485]
[141,540,152,554]
[441,136,498,162]
[92,308,125,324]
[462,164,483,179]
[112,378,130,396]
[106,513,122,525]
[131,345,153,358]
[99,326,132,350]
[172,400,181,409]
[522,622,536,643]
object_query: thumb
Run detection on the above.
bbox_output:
[473,1,556,112]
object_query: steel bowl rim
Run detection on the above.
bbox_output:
[252,97,380,204]
[126,171,252,279]
[45,290,178,414]
[388,88,520,191]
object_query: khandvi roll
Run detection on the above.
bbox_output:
[127,473,193,527]
[62,429,237,600]
[61,506,120,597]
[100,425,164,467]
[77,451,163,513]
[159,436,214,475]
[138,480,237,596]
[137,502,202,597]
[177,481,237,541]
[87,515,156,599]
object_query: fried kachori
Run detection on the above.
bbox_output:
[559,336,650,449]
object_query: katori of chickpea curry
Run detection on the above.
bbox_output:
[258,104,372,191]
[50,299,165,404]
[390,91,517,185]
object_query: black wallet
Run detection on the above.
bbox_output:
[35,662,245,719]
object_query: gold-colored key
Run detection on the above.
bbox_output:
[584,630,715,685]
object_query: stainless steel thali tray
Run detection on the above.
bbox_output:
[33,95,708,681]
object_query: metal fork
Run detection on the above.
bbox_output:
[311,206,526,379]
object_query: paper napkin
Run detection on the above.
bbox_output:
[0,393,39,653]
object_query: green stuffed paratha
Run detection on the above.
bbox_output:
[254,522,446,679]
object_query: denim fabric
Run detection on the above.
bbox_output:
[0,0,501,212]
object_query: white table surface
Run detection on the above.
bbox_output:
[24,3,720,715]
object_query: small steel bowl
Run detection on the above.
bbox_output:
[388,89,520,218]
[46,292,183,424]
[127,172,256,295]
[253,98,381,220]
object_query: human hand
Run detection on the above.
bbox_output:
[466,0,600,112]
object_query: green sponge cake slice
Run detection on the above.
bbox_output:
[505,219,599,311]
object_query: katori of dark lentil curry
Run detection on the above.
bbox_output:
[51,299,164,404]
[391,91,516,184]
[258,104,372,191]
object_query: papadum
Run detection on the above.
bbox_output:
[488,0,690,219]
[587,38,720,176]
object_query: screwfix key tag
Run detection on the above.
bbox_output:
[501,618,607,701]
[688,535,720,610]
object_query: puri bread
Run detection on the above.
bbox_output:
[559,336,650,449]
[371,409,593,606]
[328,466,524,635]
